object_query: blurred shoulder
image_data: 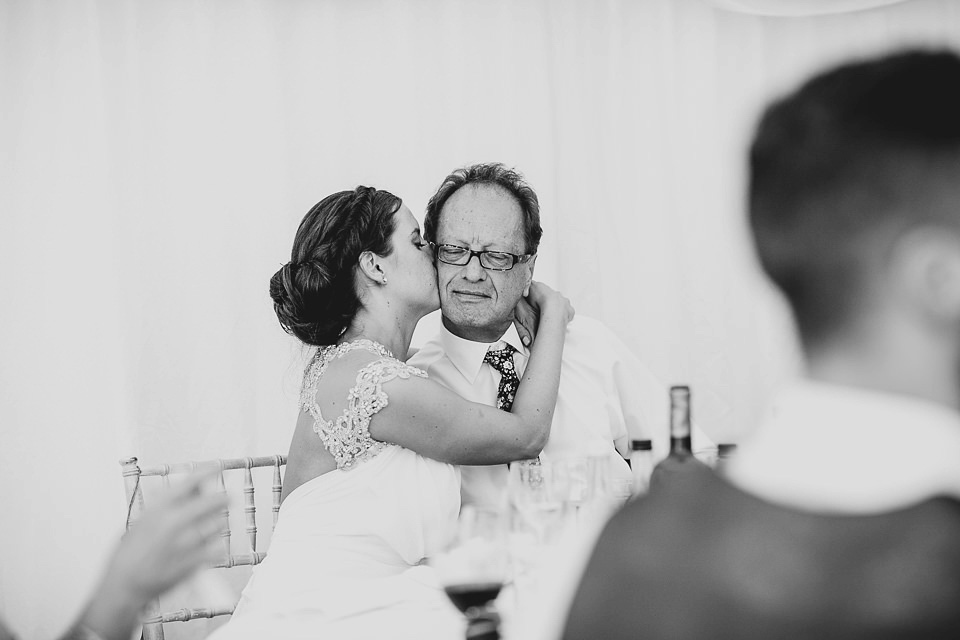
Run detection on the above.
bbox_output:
[568,315,617,336]
[566,315,629,354]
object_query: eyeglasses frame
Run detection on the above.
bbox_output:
[429,242,534,272]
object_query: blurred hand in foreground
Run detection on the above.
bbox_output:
[70,469,228,640]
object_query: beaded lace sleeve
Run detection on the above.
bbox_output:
[302,353,427,470]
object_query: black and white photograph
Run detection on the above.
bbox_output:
[3,1,960,638]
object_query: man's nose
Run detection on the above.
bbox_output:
[462,254,486,281]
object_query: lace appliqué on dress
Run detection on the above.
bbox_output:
[300,339,427,470]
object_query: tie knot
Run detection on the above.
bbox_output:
[484,344,517,374]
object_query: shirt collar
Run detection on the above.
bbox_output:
[439,322,528,384]
[728,378,960,513]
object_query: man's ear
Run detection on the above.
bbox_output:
[357,250,385,285]
[894,227,960,323]
[523,255,537,296]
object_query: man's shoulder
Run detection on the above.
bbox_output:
[568,314,610,335]
[563,315,632,362]
[616,471,960,550]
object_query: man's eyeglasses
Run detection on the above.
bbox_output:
[430,242,534,271]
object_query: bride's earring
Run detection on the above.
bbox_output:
[381,276,388,285]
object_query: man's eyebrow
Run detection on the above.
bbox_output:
[438,238,518,250]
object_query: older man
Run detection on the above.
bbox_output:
[410,162,691,507]
[563,49,960,639]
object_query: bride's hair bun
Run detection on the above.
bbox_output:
[270,187,402,346]
[269,260,338,345]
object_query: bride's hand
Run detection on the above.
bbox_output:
[525,281,575,326]
[512,296,538,347]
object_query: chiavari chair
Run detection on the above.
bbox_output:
[119,454,286,640]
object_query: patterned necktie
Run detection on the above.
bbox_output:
[484,344,520,411]
[484,343,541,468]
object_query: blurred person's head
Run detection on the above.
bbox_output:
[749,49,960,399]
[424,163,542,342]
[270,186,438,346]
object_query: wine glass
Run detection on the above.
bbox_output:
[504,459,576,622]
[550,456,594,507]
[552,455,630,526]
[508,460,570,544]
[431,505,509,638]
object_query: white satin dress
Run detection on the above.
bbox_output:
[209,340,464,640]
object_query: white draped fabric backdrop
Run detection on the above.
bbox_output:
[2,0,958,637]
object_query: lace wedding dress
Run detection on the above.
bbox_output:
[208,340,463,639]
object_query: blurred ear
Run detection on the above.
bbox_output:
[893,226,960,323]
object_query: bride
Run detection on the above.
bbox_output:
[209,186,573,639]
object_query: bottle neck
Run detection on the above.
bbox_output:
[669,435,692,455]
[668,386,692,455]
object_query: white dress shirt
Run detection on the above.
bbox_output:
[726,379,960,514]
[409,315,684,507]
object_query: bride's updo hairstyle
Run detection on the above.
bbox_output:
[270,186,402,346]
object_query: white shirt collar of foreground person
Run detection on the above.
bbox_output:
[725,378,960,514]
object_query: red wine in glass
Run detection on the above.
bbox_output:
[434,506,508,639]
[443,582,503,614]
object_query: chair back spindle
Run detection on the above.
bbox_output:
[272,456,283,528]
[117,454,286,639]
[216,467,232,562]
[243,460,257,552]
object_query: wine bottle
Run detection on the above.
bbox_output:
[649,385,707,489]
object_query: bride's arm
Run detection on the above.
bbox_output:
[369,282,573,465]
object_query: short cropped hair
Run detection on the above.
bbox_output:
[749,49,960,346]
[424,162,544,254]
